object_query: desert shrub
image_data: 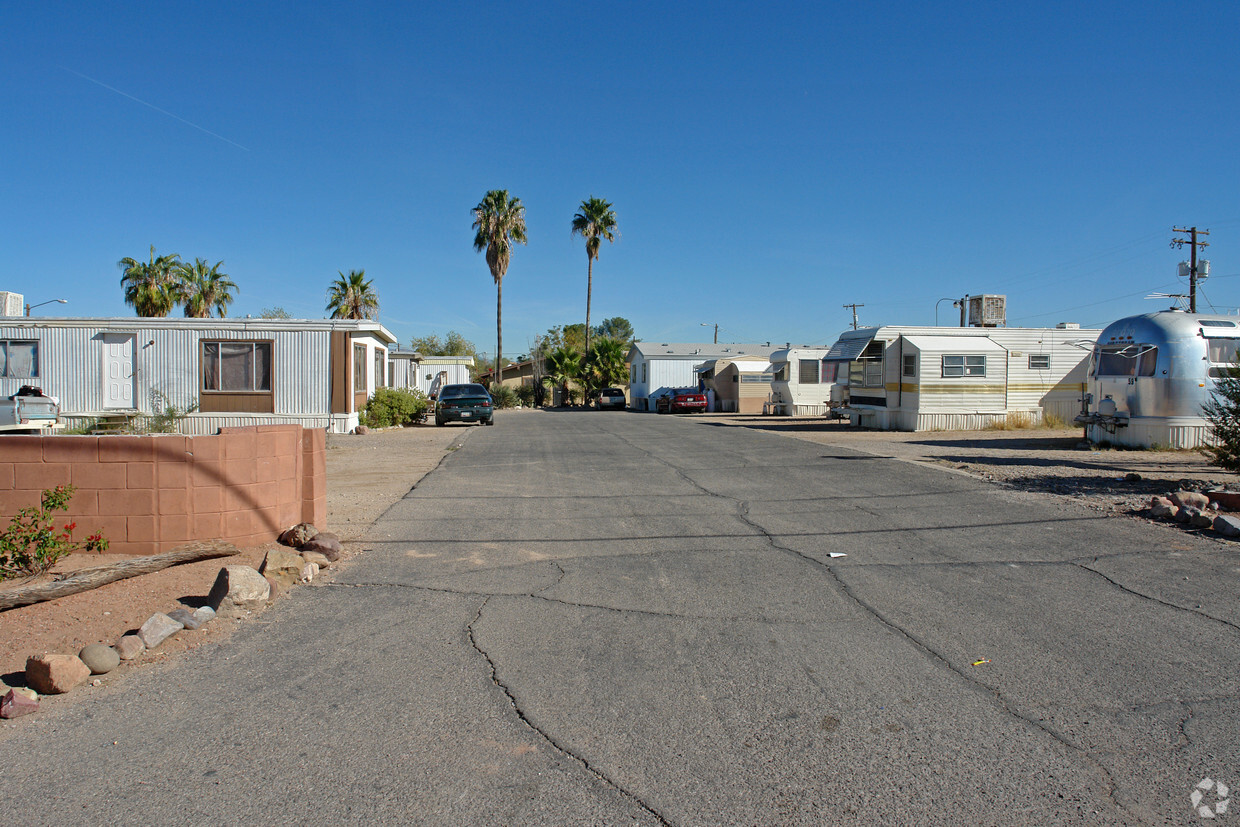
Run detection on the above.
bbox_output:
[137,390,198,434]
[1203,360,1240,472]
[489,384,518,409]
[362,388,429,428]
[514,383,538,407]
[0,485,108,580]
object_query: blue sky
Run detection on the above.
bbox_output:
[4,1,1238,357]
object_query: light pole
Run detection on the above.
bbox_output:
[934,298,955,326]
[26,298,67,316]
[700,322,718,344]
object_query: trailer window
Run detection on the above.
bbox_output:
[1208,339,1240,377]
[902,353,917,377]
[1095,345,1156,377]
[203,341,272,392]
[941,355,986,377]
[798,360,819,384]
[848,341,884,388]
[1029,354,1050,370]
[0,341,38,378]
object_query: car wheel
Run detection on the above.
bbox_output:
[485,418,494,426]
[435,415,444,426]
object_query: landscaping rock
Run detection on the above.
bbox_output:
[79,644,120,675]
[1,689,38,719]
[138,613,184,649]
[115,634,145,661]
[13,687,37,702]
[279,522,318,548]
[208,565,271,616]
[192,606,216,625]
[1191,511,1216,529]
[260,548,306,591]
[26,654,90,695]
[1171,491,1210,510]
[300,562,319,583]
[354,425,369,435]
[301,550,331,570]
[1175,506,1198,524]
[300,535,342,561]
[1150,496,1174,508]
[167,607,205,630]
[1149,503,1175,520]
[264,574,281,600]
[1214,515,1240,538]
[1125,472,1143,482]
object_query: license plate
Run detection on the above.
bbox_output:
[461,412,472,417]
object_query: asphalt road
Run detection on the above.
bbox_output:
[5,411,1240,825]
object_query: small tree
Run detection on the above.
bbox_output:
[1203,361,1240,472]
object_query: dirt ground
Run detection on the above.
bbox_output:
[1,411,1232,703]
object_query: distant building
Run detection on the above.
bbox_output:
[628,342,779,412]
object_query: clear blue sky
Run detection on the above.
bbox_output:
[4,1,1238,357]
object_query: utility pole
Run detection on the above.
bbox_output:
[843,303,864,330]
[959,294,969,327]
[1172,226,1210,313]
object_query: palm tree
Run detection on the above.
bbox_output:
[177,258,237,318]
[472,190,527,378]
[545,346,581,406]
[584,337,628,390]
[570,197,618,378]
[119,245,183,317]
[325,270,379,320]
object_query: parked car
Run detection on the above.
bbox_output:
[655,389,708,414]
[596,387,627,410]
[434,383,494,426]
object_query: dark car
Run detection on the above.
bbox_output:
[655,389,708,414]
[434,383,494,426]
[596,387,627,410]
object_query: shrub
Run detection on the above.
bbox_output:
[1203,360,1240,472]
[0,485,108,580]
[489,384,518,410]
[514,383,538,407]
[138,389,198,434]
[361,388,429,428]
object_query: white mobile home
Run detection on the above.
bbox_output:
[628,342,778,411]
[695,357,774,413]
[0,317,396,434]
[826,324,1100,430]
[767,346,836,416]
[388,349,475,396]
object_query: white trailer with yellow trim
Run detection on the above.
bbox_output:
[825,324,1100,431]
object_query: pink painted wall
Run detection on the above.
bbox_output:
[0,425,326,555]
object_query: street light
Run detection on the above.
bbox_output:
[934,298,956,327]
[26,298,67,316]
[700,322,718,344]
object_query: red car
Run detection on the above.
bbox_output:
[656,389,708,414]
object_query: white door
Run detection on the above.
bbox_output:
[102,334,135,409]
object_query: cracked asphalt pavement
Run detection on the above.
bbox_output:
[5,410,1240,825]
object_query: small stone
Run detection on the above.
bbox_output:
[13,687,37,702]
[79,644,120,675]
[260,548,306,591]
[1125,472,1142,482]
[1150,496,1173,508]
[301,550,331,570]
[1175,506,1198,524]
[1,689,38,719]
[91,679,102,687]
[1149,503,1175,520]
[208,565,271,617]
[278,523,318,548]
[26,654,91,695]
[138,613,184,649]
[299,535,342,562]
[354,425,370,435]
[116,634,145,661]
[1171,491,1210,510]
[191,606,216,625]
[167,608,205,630]
[300,562,319,583]
[1214,515,1240,538]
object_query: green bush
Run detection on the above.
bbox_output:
[361,388,430,428]
[489,384,518,409]
[514,383,539,407]
[0,485,108,580]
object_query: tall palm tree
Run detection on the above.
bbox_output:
[325,269,379,320]
[177,258,237,318]
[545,345,581,406]
[570,197,618,378]
[119,245,183,317]
[472,190,527,378]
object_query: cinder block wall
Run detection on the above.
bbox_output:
[0,425,326,555]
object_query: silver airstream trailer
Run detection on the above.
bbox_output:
[1077,310,1240,448]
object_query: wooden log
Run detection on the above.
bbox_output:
[0,540,240,612]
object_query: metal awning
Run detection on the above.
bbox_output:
[823,332,878,362]
[899,335,1005,354]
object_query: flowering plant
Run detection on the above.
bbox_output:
[0,485,109,580]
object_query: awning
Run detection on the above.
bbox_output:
[823,332,878,361]
[899,335,1005,354]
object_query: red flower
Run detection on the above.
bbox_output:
[64,522,77,532]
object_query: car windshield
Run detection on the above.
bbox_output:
[440,384,489,399]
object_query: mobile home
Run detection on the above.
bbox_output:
[388,349,475,396]
[695,357,774,413]
[767,346,836,416]
[628,342,778,411]
[827,324,1100,430]
[1077,310,1238,449]
[0,316,396,435]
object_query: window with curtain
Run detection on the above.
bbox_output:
[203,341,272,391]
[0,341,38,378]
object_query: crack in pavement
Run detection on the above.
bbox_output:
[611,425,1139,821]
[466,596,673,826]
[1074,560,1240,634]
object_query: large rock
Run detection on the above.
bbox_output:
[0,689,38,719]
[1191,511,1215,529]
[300,535,342,562]
[260,548,306,591]
[79,644,120,675]
[1149,503,1175,520]
[208,565,271,616]
[26,654,90,695]
[279,523,318,548]
[115,634,145,661]
[1171,491,1210,510]
[1214,515,1240,538]
[138,613,184,649]
[301,550,331,570]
